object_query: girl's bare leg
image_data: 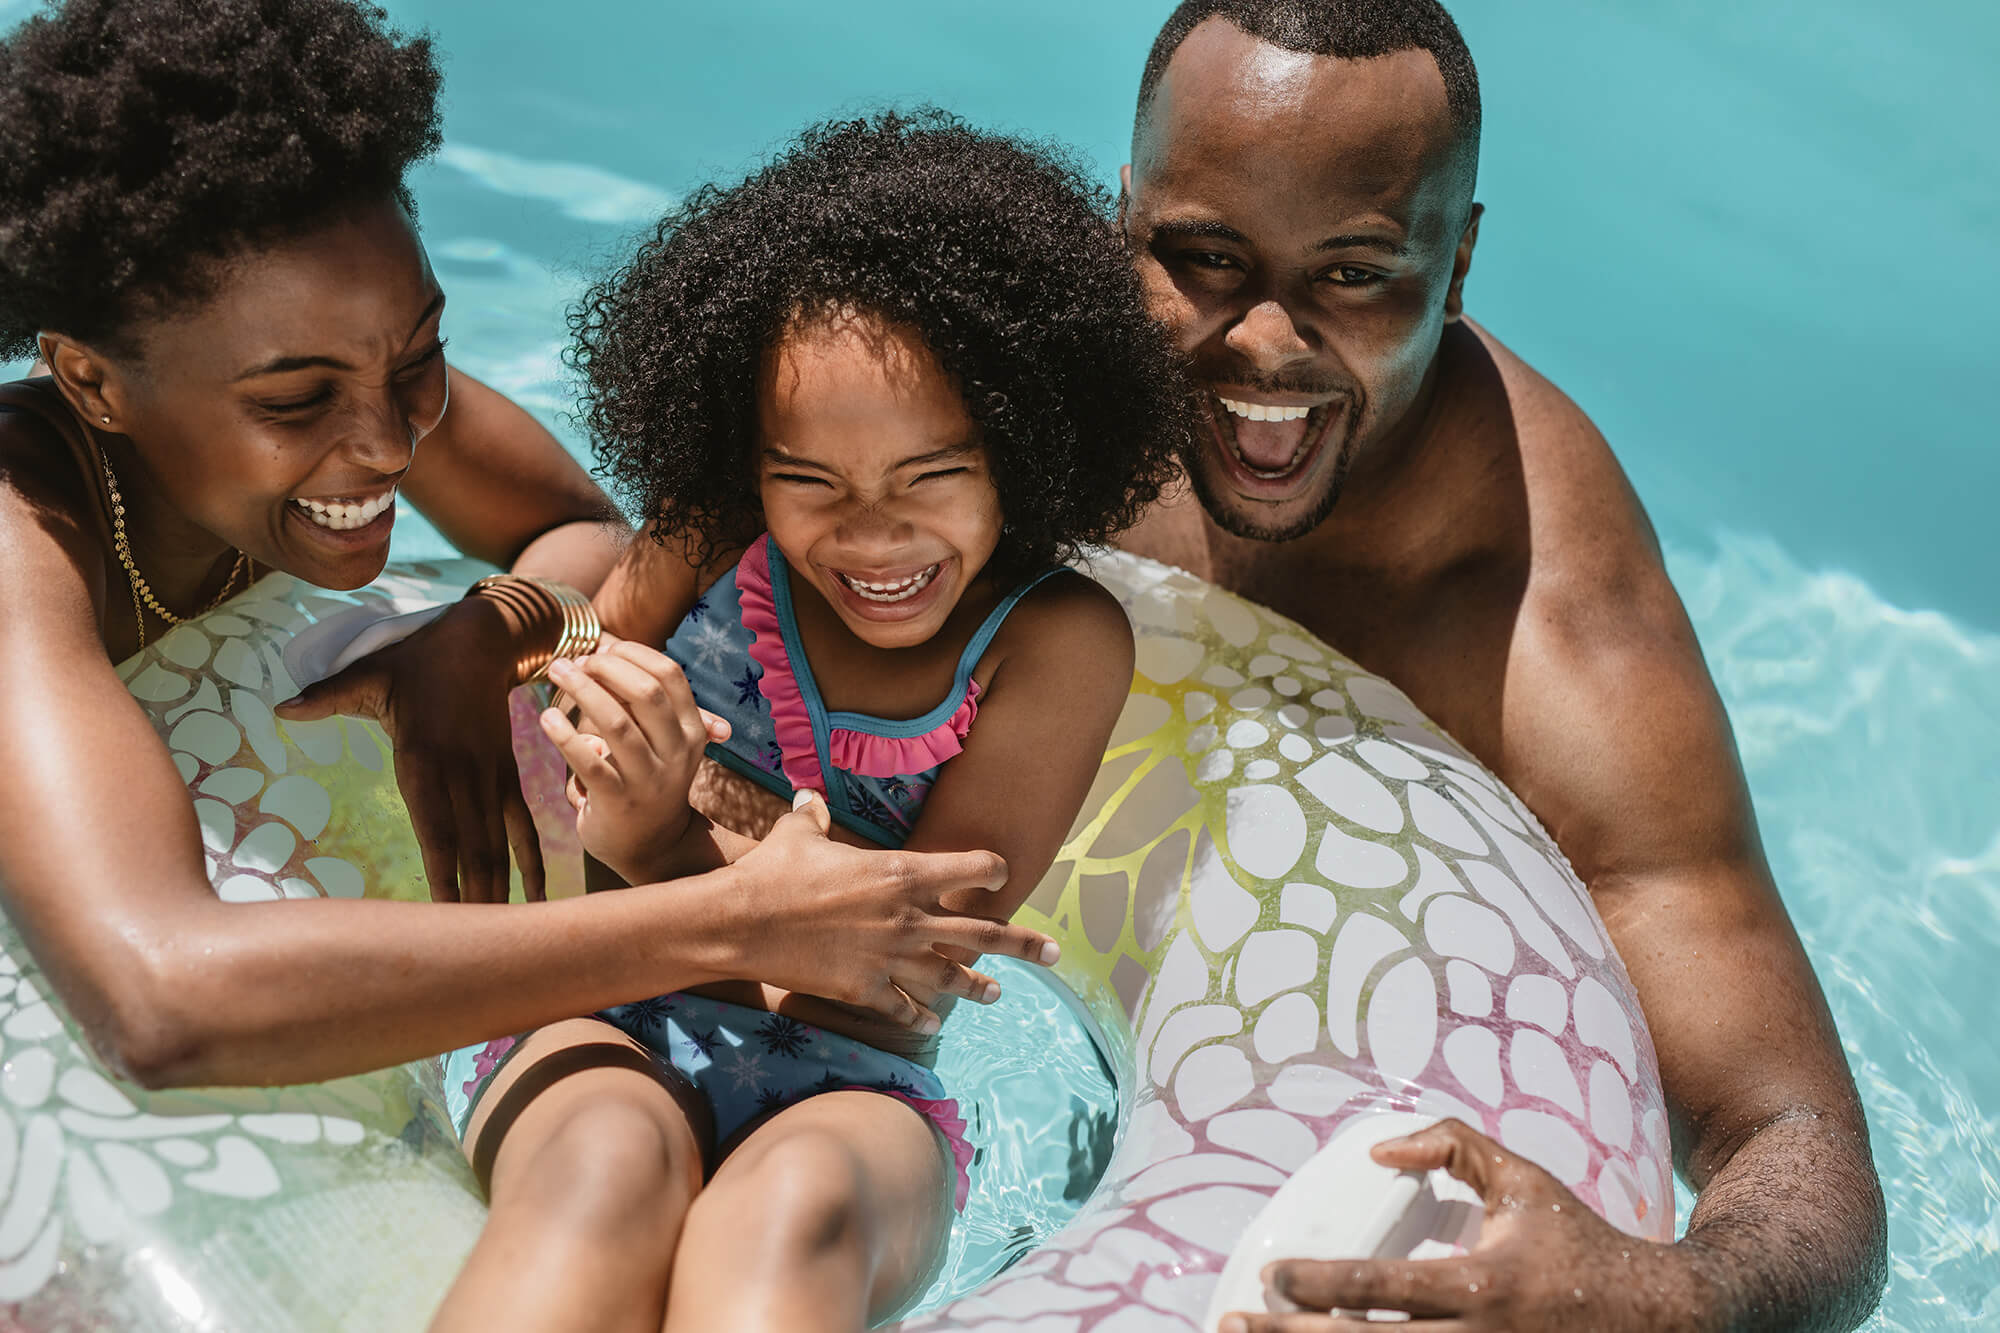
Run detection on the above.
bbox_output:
[431,1018,714,1333]
[662,1090,953,1333]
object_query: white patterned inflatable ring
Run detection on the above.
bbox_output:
[0,552,1670,1331]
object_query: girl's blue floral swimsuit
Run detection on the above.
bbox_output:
[444,536,1067,1208]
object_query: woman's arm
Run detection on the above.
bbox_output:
[400,365,627,585]
[275,367,630,902]
[0,467,1055,1090]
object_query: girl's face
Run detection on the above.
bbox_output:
[756,314,1003,651]
[50,197,449,591]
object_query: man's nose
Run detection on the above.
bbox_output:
[1224,299,1315,371]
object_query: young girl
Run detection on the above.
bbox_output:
[432,112,1191,1333]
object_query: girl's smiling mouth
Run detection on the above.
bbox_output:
[833,562,942,603]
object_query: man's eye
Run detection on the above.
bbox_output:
[1324,265,1382,286]
[1184,251,1238,270]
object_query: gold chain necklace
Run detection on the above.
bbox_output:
[95,445,250,649]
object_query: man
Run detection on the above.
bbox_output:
[1117,2,1887,1328]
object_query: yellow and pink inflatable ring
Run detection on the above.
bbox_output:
[0,551,1671,1331]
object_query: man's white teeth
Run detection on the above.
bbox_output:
[293,490,395,531]
[1217,395,1313,422]
[840,564,940,603]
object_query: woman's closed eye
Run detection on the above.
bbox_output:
[769,471,835,488]
[256,339,449,417]
[913,466,969,484]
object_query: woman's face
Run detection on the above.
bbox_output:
[756,313,1004,652]
[84,198,449,591]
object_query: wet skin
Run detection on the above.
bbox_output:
[1121,19,1885,1332]
[0,199,1058,1094]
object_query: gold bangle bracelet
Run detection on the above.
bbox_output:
[465,574,602,687]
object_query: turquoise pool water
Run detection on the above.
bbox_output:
[3,0,1992,1324]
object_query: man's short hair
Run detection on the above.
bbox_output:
[1134,0,1481,161]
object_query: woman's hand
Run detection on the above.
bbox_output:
[538,639,729,884]
[276,596,539,903]
[716,791,1060,1034]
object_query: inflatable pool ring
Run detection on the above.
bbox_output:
[0,552,1672,1331]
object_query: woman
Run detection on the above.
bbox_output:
[0,0,1052,1093]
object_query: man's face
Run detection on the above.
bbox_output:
[1124,18,1479,542]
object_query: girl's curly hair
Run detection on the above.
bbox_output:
[0,0,441,361]
[570,110,1193,576]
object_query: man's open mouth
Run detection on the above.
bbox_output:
[1207,393,1339,483]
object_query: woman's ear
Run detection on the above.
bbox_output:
[37,332,124,430]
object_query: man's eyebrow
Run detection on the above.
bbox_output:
[232,291,448,381]
[1146,218,1250,246]
[1314,233,1409,257]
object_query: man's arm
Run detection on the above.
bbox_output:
[1501,552,1886,1328]
[1233,548,1886,1333]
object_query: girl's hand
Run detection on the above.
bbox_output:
[539,638,730,884]
[722,792,1060,1033]
[276,597,539,903]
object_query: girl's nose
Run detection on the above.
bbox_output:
[834,500,917,552]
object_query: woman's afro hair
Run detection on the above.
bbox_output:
[0,0,442,361]
[571,109,1194,577]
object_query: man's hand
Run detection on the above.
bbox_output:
[276,597,541,903]
[1224,1119,1714,1333]
[539,639,728,885]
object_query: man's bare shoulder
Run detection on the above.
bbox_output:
[1457,324,1750,882]
[1460,321,1666,602]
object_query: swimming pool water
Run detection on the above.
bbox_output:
[921,958,1118,1313]
[3,0,1992,1324]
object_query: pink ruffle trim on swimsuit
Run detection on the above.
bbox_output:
[825,680,980,778]
[861,1088,974,1211]
[737,536,826,795]
[737,534,984,787]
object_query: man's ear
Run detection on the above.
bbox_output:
[1443,203,1483,324]
[37,332,125,431]
[1117,163,1135,234]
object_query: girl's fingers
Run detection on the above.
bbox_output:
[591,643,711,755]
[545,659,651,765]
[540,706,623,796]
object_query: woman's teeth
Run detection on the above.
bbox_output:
[292,490,394,531]
[1216,395,1313,422]
[838,564,940,603]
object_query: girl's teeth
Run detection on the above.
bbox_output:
[293,490,395,531]
[842,564,940,603]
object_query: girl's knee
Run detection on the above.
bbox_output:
[507,1095,702,1234]
[705,1129,874,1257]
